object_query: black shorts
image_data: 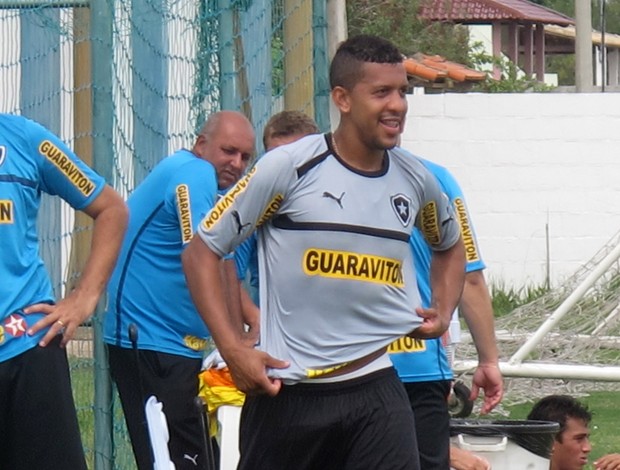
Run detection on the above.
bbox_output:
[403,380,452,470]
[238,367,420,470]
[0,336,87,470]
[107,345,206,470]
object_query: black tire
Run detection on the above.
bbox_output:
[448,381,474,418]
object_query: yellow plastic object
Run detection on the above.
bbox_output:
[198,367,245,437]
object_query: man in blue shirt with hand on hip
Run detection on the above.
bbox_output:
[0,113,128,470]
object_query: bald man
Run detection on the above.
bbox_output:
[104,111,255,470]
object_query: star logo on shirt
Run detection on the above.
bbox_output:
[5,314,27,338]
[390,194,412,226]
[397,201,407,216]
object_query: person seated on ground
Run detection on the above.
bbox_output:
[528,394,620,470]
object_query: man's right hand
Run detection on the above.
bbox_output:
[224,346,289,396]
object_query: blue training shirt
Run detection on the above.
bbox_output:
[0,114,105,362]
[389,157,486,382]
[235,232,259,304]
[104,149,218,359]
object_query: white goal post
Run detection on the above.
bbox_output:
[454,230,620,383]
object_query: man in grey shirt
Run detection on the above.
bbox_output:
[183,34,466,470]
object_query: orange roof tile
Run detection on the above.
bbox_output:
[405,54,487,85]
[404,57,448,81]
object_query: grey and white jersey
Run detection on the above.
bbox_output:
[197,133,460,383]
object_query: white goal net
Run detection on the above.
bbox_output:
[454,228,620,410]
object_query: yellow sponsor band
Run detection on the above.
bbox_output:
[303,248,404,287]
[183,335,209,351]
[0,200,13,224]
[175,184,193,244]
[454,197,480,262]
[202,166,256,231]
[420,201,440,245]
[387,337,426,353]
[39,140,95,196]
[257,193,283,227]
[0,326,4,345]
[306,362,351,379]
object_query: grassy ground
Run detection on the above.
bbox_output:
[71,357,135,469]
[502,391,620,469]
[490,282,551,318]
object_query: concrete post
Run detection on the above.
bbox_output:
[575,0,593,92]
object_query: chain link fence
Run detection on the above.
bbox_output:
[0,0,330,467]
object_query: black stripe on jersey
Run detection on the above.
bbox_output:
[0,174,37,189]
[114,202,165,344]
[272,214,410,242]
[297,134,390,179]
[296,150,331,179]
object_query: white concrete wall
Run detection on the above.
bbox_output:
[402,92,620,289]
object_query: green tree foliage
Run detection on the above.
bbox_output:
[547,54,575,86]
[346,0,471,64]
[529,0,573,16]
[594,0,620,34]
[536,0,620,34]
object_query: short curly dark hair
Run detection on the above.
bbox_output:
[329,34,403,90]
[527,395,592,443]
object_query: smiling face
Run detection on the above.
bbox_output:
[193,112,255,190]
[551,418,592,470]
[332,60,408,164]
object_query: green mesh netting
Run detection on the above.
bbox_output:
[1,1,329,467]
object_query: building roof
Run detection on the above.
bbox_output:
[545,24,620,49]
[419,0,574,26]
[404,54,487,90]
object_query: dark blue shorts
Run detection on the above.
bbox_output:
[403,380,452,470]
[108,345,206,470]
[238,367,420,470]
[0,336,87,470]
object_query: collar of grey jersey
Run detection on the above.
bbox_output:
[311,133,390,178]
